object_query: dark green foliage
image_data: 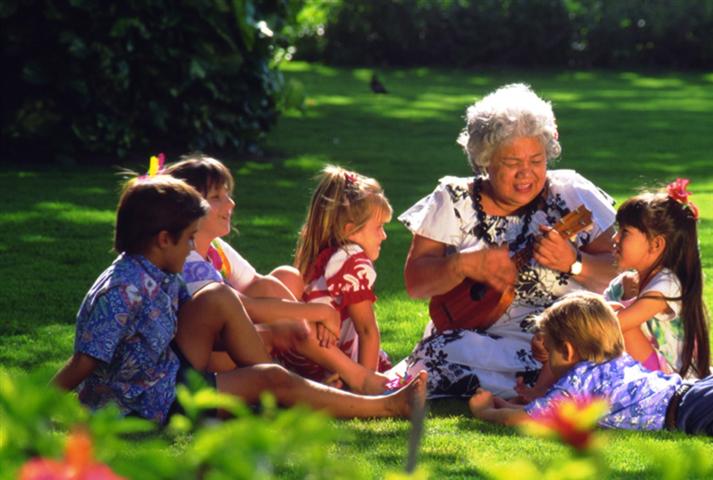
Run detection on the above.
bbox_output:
[0,0,294,163]
[293,0,713,68]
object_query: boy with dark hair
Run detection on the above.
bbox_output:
[54,176,427,423]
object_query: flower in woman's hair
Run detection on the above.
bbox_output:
[666,178,699,220]
[520,395,609,452]
[20,429,125,480]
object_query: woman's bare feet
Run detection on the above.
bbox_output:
[386,370,428,418]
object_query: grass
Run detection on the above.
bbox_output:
[2,61,713,477]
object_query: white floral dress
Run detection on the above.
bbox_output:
[604,268,684,375]
[387,169,616,398]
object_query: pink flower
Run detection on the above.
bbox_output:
[20,430,125,480]
[666,178,699,220]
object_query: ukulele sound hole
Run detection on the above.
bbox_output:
[469,283,487,300]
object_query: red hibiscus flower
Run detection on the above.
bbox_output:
[666,178,699,219]
[20,429,124,480]
[521,395,609,452]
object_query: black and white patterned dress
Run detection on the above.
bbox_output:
[387,169,616,398]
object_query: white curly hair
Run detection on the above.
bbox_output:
[456,83,561,173]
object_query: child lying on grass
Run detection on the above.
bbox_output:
[469,291,713,435]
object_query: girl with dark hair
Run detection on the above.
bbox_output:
[606,178,710,378]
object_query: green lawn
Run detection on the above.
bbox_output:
[2,62,713,477]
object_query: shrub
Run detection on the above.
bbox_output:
[291,0,713,69]
[0,0,300,163]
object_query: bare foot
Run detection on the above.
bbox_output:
[361,371,390,395]
[468,387,494,415]
[387,370,428,418]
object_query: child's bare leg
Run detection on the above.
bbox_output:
[269,265,304,299]
[243,266,303,301]
[217,365,427,419]
[622,326,655,364]
[175,283,272,370]
[293,331,388,394]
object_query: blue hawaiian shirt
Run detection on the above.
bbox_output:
[524,354,683,430]
[74,254,190,424]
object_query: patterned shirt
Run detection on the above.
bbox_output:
[604,268,683,374]
[277,244,391,379]
[525,354,682,430]
[182,238,257,295]
[74,254,190,424]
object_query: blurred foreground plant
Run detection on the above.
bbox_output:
[0,369,364,480]
[484,395,610,480]
[484,394,713,480]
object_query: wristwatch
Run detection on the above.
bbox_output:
[569,250,583,276]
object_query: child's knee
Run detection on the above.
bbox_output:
[270,266,304,297]
[192,282,243,312]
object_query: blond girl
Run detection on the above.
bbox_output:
[276,165,393,390]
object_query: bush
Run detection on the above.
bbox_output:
[0,0,299,163]
[291,0,713,69]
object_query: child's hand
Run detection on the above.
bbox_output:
[531,332,548,363]
[621,270,640,300]
[468,388,494,416]
[314,303,341,339]
[316,322,339,348]
[513,376,536,403]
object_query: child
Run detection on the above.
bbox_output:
[164,154,340,337]
[469,292,713,435]
[279,165,394,389]
[164,153,302,299]
[516,178,710,402]
[52,174,428,423]
[605,178,709,378]
[164,157,384,394]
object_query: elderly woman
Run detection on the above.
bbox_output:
[388,83,617,398]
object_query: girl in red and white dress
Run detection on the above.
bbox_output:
[277,165,393,391]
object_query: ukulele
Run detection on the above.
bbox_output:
[429,205,593,332]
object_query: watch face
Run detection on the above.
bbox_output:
[570,261,583,276]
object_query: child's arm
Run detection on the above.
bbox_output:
[52,353,99,391]
[616,291,669,332]
[514,332,555,402]
[346,301,380,371]
[240,294,340,338]
[469,388,529,426]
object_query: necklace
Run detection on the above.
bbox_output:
[471,177,546,253]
